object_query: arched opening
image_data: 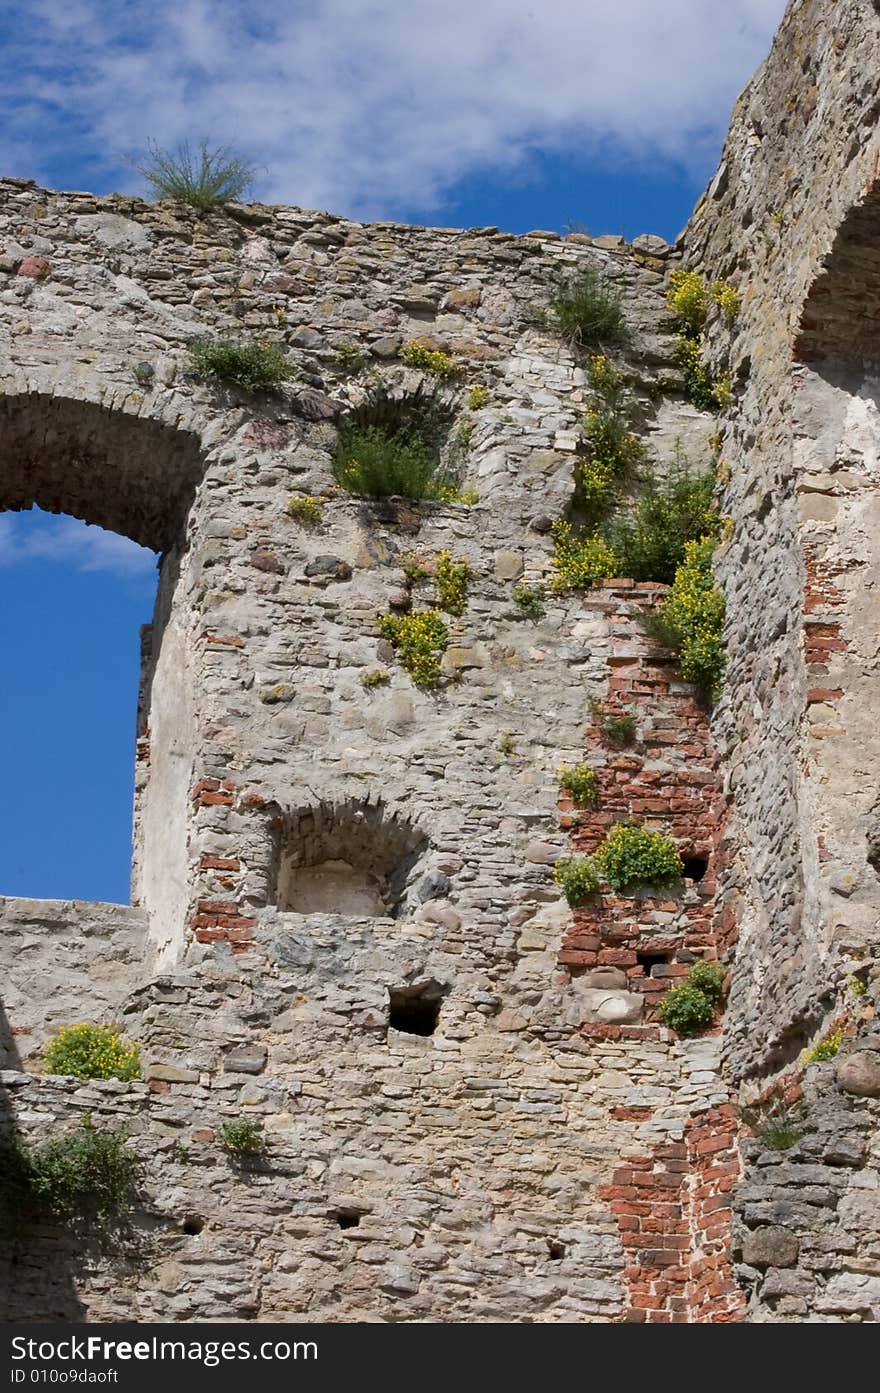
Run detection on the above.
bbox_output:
[0,508,158,902]
[272,798,430,918]
[0,391,204,937]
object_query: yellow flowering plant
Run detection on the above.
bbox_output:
[43,1024,141,1081]
[378,609,449,687]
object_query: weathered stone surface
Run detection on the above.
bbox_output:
[741,1227,800,1270]
[304,555,353,580]
[4,2,880,1323]
[836,1051,880,1098]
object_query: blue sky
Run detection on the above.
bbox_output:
[0,0,786,904]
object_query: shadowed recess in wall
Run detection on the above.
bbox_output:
[271,798,430,917]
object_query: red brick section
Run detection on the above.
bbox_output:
[564,583,745,1321]
[557,583,729,1018]
[598,1108,744,1323]
[189,777,258,952]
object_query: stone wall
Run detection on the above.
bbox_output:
[0,899,148,1069]
[0,586,742,1323]
[681,0,880,1321]
[6,0,880,1324]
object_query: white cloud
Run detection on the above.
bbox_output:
[0,0,786,220]
[0,510,157,579]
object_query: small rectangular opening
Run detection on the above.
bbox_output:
[636,949,673,976]
[388,986,442,1036]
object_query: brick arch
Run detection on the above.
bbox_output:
[0,389,205,551]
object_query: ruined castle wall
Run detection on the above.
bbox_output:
[684,0,880,1074]
[1,594,741,1323]
[0,899,148,1069]
[683,0,880,1321]
[0,176,746,1320]
[13,0,880,1314]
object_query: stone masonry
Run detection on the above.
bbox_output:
[2,0,880,1324]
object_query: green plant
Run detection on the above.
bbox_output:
[576,355,646,523]
[43,1024,140,1081]
[741,1098,805,1151]
[455,418,475,449]
[335,341,367,374]
[590,700,638,744]
[643,536,726,699]
[286,494,323,526]
[467,384,489,410]
[674,335,728,412]
[803,1026,845,1063]
[603,469,719,585]
[657,982,715,1035]
[667,269,736,411]
[435,551,471,616]
[656,958,726,1036]
[710,280,741,323]
[551,520,618,591]
[0,1122,139,1235]
[499,730,517,756]
[188,338,293,392]
[558,763,599,807]
[512,582,545,619]
[335,424,443,499]
[360,668,391,689]
[334,389,465,501]
[594,822,682,891]
[667,268,709,335]
[378,609,449,688]
[134,139,257,212]
[548,266,628,348]
[553,856,600,905]
[604,714,637,744]
[848,974,868,998]
[686,960,726,1003]
[218,1118,264,1161]
[401,341,463,380]
[402,554,429,586]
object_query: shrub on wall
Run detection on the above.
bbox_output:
[0,1122,139,1234]
[43,1024,141,1081]
[512,582,545,619]
[657,959,725,1037]
[557,763,600,807]
[378,609,449,687]
[218,1118,264,1161]
[435,551,471,616]
[334,424,444,498]
[666,268,738,413]
[286,494,323,526]
[333,387,471,501]
[643,536,726,699]
[553,856,600,906]
[593,822,682,891]
[135,139,257,212]
[401,341,463,379]
[551,521,618,591]
[188,338,293,392]
[603,469,719,585]
[548,267,628,348]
